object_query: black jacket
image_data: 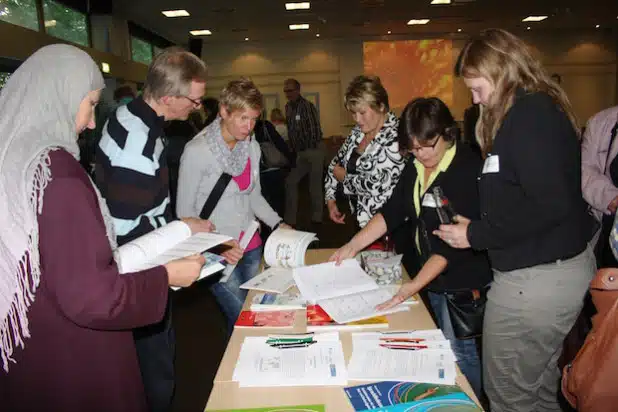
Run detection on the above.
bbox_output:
[468,90,594,271]
[380,144,492,292]
[254,120,296,170]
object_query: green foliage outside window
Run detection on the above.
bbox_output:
[0,0,39,31]
[131,36,153,65]
[0,72,11,90]
[43,0,88,47]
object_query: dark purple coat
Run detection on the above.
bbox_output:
[0,149,169,411]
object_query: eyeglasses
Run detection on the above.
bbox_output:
[283,88,297,93]
[181,96,202,107]
[409,136,441,153]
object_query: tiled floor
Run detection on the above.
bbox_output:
[171,182,357,412]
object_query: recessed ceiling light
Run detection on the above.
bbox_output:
[457,28,462,32]
[289,23,310,30]
[387,30,392,34]
[162,10,190,17]
[101,62,110,73]
[190,29,212,36]
[316,33,320,37]
[245,37,249,41]
[526,26,531,30]
[430,0,451,4]
[285,2,310,10]
[407,19,430,25]
[522,15,548,22]
[595,24,600,28]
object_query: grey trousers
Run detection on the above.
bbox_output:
[483,246,596,412]
[284,144,325,224]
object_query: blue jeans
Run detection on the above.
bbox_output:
[428,291,483,400]
[210,246,263,336]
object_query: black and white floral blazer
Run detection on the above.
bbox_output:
[324,112,407,227]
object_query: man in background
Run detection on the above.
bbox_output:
[283,78,325,227]
[96,47,215,412]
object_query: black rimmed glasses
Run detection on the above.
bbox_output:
[409,136,441,153]
[181,95,202,107]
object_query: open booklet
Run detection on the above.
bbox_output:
[239,228,318,293]
[113,220,232,290]
[293,259,409,324]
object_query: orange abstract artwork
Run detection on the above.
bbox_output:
[363,40,453,113]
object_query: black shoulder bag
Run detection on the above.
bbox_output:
[199,173,233,219]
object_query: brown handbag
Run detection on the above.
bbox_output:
[561,268,618,412]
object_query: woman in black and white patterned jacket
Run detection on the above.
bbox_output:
[325,75,407,229]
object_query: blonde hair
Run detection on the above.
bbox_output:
[455,28,578,154]
[219,78,263,113]
[344,75,389,113]
[270,107,285,123]
[143,47,207,101]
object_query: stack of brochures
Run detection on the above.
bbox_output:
[232,332,347,387]
[347,329,458,385]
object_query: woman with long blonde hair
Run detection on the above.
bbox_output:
[435,28,595,411]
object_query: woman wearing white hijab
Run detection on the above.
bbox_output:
[0,44,203,411]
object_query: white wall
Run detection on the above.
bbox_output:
[202,30,617,133]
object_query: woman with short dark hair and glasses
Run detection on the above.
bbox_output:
[329,97,492,399]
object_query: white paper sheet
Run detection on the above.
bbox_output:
[318,288,409,324]
[232,332,347,387]
[347,330,457,385]
[239,267,295,293]
[293,259,378,303]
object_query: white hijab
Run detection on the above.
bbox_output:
[0,44,115,371]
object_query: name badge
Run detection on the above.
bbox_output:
[422,193,437,208]
[295,114,301,121]
[482,155,500,174]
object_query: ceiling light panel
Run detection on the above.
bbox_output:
[190,29,212,36]
[285,2,310,10]
[289,24,310,30]
[522,15,548,22]
[407,19,430,25]
[430,0,451,4]
[162,10,190,17]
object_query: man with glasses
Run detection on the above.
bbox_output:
[95,47,213,412]
[283,78,325,227]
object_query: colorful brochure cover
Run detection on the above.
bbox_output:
[234,310,296,328]
[306,304,388,331]
[344,381,482,411]
[209,405,325,412]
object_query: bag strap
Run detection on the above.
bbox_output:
[603,118,618,174]
[262,121,274,144]
[199,173,232,220]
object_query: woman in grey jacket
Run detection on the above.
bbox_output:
[177,79,290,333]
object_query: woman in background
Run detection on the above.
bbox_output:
[435,28,595,412]
[270,107,288,142]
[0,44,202,411]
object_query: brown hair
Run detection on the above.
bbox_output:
[143,47,207,101]
[219,77,263,113]
[455,28,578,154]
[398,97,459,154]
[270,107,285,123]
[344,75,389,113]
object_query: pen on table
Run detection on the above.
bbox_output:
[379,337,426,343]
[266,337,314,345]
[379,343,428,350]
[271,341,317,349]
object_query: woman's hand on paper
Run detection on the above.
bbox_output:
[376,282,418,311]
[327,200,346,224]
[278,223,293,230]
[165,254,205,288]
[328,242,357,265]
[182,217,216,234]
[432,215,471,249]
[220,240,244,265]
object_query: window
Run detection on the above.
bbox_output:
[0,0,39,31]
[0,72,11,90]
[131,36,153,65]
[42,0,89,47]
